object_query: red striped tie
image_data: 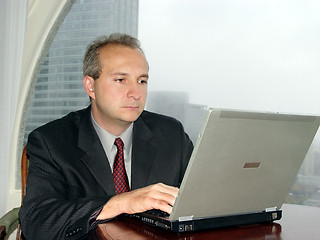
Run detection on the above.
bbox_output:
[113,138,130,194]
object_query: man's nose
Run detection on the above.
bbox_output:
[127,83,141,100]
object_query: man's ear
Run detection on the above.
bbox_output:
[83,75,95,99]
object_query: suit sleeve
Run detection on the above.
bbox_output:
[178,121,194,185]
[19,131,111,240]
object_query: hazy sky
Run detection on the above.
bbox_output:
[139,0,320,114]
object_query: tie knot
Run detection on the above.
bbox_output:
[114,137,124,149]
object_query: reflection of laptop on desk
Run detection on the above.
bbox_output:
[129,108,320,232]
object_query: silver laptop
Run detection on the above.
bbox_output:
[130,108,320,232]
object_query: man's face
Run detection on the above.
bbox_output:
[88,44,149,134]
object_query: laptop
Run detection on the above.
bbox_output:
[128,108,320,232]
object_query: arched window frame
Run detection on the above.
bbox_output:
[7,0,75,211]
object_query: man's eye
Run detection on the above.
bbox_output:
[138,79,148,84]
[116,78,124,82]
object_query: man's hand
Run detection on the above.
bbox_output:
[97,183,178,220]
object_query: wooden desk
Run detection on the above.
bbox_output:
[89,204,319,240]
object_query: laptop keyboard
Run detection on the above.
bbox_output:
[145,209,169,218]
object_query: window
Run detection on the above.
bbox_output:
[19,0,320,208]
[139,0,320,207]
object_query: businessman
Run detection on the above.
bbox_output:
[19,33,193,239]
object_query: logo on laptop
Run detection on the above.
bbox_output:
[243,162,261,168]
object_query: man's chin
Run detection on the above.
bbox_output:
[122,108,143,119]
[120,113,142,124]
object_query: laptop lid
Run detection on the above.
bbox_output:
[170,108,320,221]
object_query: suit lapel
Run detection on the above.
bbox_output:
[131,114,157,190]
[77,106,115,195]
[77,107,158,193]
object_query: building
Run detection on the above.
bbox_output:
[146,91,207,144]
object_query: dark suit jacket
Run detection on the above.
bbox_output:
[19,106,193,240]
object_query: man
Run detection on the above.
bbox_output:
[19,33,193,239]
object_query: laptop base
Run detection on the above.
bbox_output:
[128,209,282,233]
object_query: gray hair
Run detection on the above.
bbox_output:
[83,33,143,79]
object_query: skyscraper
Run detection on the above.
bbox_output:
[146,91,207,143]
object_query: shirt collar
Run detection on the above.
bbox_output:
[91,113,133,155]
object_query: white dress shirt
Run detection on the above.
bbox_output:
[91,113,133,187]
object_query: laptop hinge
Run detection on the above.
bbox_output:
[265,207,277,212]
[179,215,194,222]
